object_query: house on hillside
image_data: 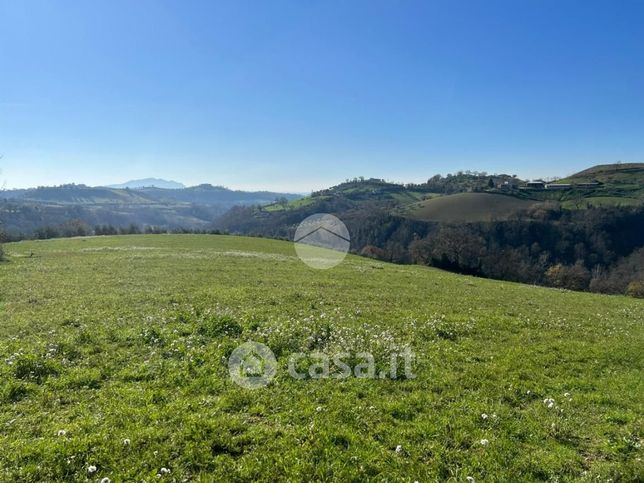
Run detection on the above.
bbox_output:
[523,180,546,189]
[500,179,520,190]
[546,183,572,190]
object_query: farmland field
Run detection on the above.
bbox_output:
[407,193,538,222]
[0,235,642,481]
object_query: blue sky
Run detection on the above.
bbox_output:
[1,0,643,192]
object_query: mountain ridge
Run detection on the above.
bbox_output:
[105,178,186,190]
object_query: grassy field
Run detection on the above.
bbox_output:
[560,197,643,209]
[0,235,642,481]
[407,193,538,222]
[264,196,323,212]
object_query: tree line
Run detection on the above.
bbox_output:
[356,206,644,297]
[217,202,644,298]
[0,220,225,243]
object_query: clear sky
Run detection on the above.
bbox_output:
[1,0,643,192]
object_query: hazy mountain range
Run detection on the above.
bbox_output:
[105,178,186,190]
[0,182,301,236]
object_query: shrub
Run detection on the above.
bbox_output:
[360,245,386,260]
[626,280,644,298]
[590,248,644,296]
[545,261,591,291]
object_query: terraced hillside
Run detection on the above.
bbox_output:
[0,235,641,481]
[556,163,644,208]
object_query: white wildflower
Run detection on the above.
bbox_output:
[480,439,489,446]
[543,398,555,408]
[100,478,111,483]
[395,445,403,453]
[160,467,171,474]
[57,430,66,437]
[467,477,476,483]
[123,438,131,446]
[481,413,488,420]
[87,465,97,474]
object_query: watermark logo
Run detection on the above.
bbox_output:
[228,341,415,389]
[294,213,350,269]
[228,341,278,389]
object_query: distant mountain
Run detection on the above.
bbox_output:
[0,183,302,236]
[137,184,302,206]
[106,178,186,189]
[0,183,300,206]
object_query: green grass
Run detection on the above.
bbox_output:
[561,196,643,209]
[263,196,322,212]
[0,235,642,481]
[390,191,434,204]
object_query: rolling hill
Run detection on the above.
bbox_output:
[554,163,644,208]
[0,184,301,207]
[2,163,640,237]
[257,163,643,224]
[0,234,641,480]
[0,184,302,236]
[213,164,643,297]
[562,162,644,185]
[405,192,539,222]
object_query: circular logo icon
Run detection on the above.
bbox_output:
[293,214,350,269]
[228,341,277,389]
